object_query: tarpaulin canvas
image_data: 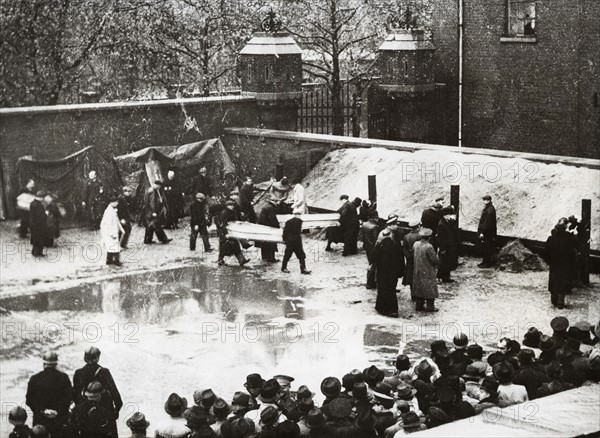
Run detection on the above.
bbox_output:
[15,146,123,223]
[114,138,236,220]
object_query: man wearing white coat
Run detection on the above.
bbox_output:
[287,178,308,214]
[100,193,125,266]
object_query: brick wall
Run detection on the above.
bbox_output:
[461,0,599,158]
[431,0,599,158]
[0,96,264,217]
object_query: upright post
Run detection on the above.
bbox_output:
[450,185,460,229]
[368,175,377,204]
[580,199,591,286]
[275,163,284,181]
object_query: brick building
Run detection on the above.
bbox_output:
[432,0,599,158]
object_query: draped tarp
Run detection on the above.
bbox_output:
[114,138,236,219]
[15,146,123,223]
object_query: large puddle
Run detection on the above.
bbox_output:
[0,265,417,436]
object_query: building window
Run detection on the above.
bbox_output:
[265,65,271,83]
[507,1,536,37]
[403,60,409,78]
[247,63,252,84]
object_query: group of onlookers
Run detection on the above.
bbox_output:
[10,316,599,437]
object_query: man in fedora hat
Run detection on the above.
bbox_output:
[412,228,439,312]
[512,349,549,399]
[474,376,500,413]
[281,210,311,274]
[26,351,72,438]
[373,228,403,318]
[320,376,342,405]
[71,381,116,437]
[536,361,576,398]
[245,379,287,432]
[244,373,265,410]
[8,405,31,438]
[550,316,570,347]
[294,397,315,434]
[73,346,122,428]
[522,326,542,349]
[304,408,331,437]
[190,192,213,252]
[477,194,497,268]
[210,398,231,434]
[393,411,426,436]
[538,334,557,364]
[323,397,358,436]
[257,195,280,262]
[155,393,190,438]
[126,411,151,438]
[361,210,382,289]
[363,365,385,389]
[163,169,184,229]
[493,362,528,407]
[230,391,253,419]
[546,218,578,308]
[384,355,412,389]
[402,219,421,300]
[436,211,458,283]
[216,199,250,267]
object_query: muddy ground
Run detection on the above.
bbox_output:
[1,219,599,436]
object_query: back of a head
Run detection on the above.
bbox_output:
[31,425,50,438]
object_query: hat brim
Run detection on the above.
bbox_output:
[259,395,278,404]
[373,392,395,401]
[396,388,418,398]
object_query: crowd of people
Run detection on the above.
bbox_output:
[10,317,600,438]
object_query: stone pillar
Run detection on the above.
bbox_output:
[238,15,302,131]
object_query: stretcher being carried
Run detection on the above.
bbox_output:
[226,213,341,243]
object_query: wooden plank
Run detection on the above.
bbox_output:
[226,221,283,243]
[277,213,340,229]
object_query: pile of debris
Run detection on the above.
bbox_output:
[496,240,548,273]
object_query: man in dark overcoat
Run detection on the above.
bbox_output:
[82,170,106,230]
[116,186,133,249]
[26,351,72,438]
[477,194,497,267]
[412,228,439,312]
[281,211,311,274]
[402,220,421,300]
[29,191,48,257]
[239,176,257,223]
[216,200,249,267]
[361,211,381,289]
[143,180,171,244]
[189,192,212,252]
[437,213,458,282]
[546,218,578,309]
[373,229,402,317]
[257,197,280,262]
[163,170,184,229]
[73,347,122,437]
[421,196,454,250]
[195,166,212,197]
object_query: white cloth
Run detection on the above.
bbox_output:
[154,417,190,438]
[100,204,124,253]
[289,184,308,214]
[497,383,529,407]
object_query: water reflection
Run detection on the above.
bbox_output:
[1,266,310,325]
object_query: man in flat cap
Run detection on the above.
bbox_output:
[477,195,497,268]
[26,351,72,438]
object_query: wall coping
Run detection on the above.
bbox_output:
[0,95,257,116]
[223,128,600,169]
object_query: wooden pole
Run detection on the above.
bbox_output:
[581,199,591,286]
[450,185,460,229]
[368,175,377,204]
[275,163,283,181]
